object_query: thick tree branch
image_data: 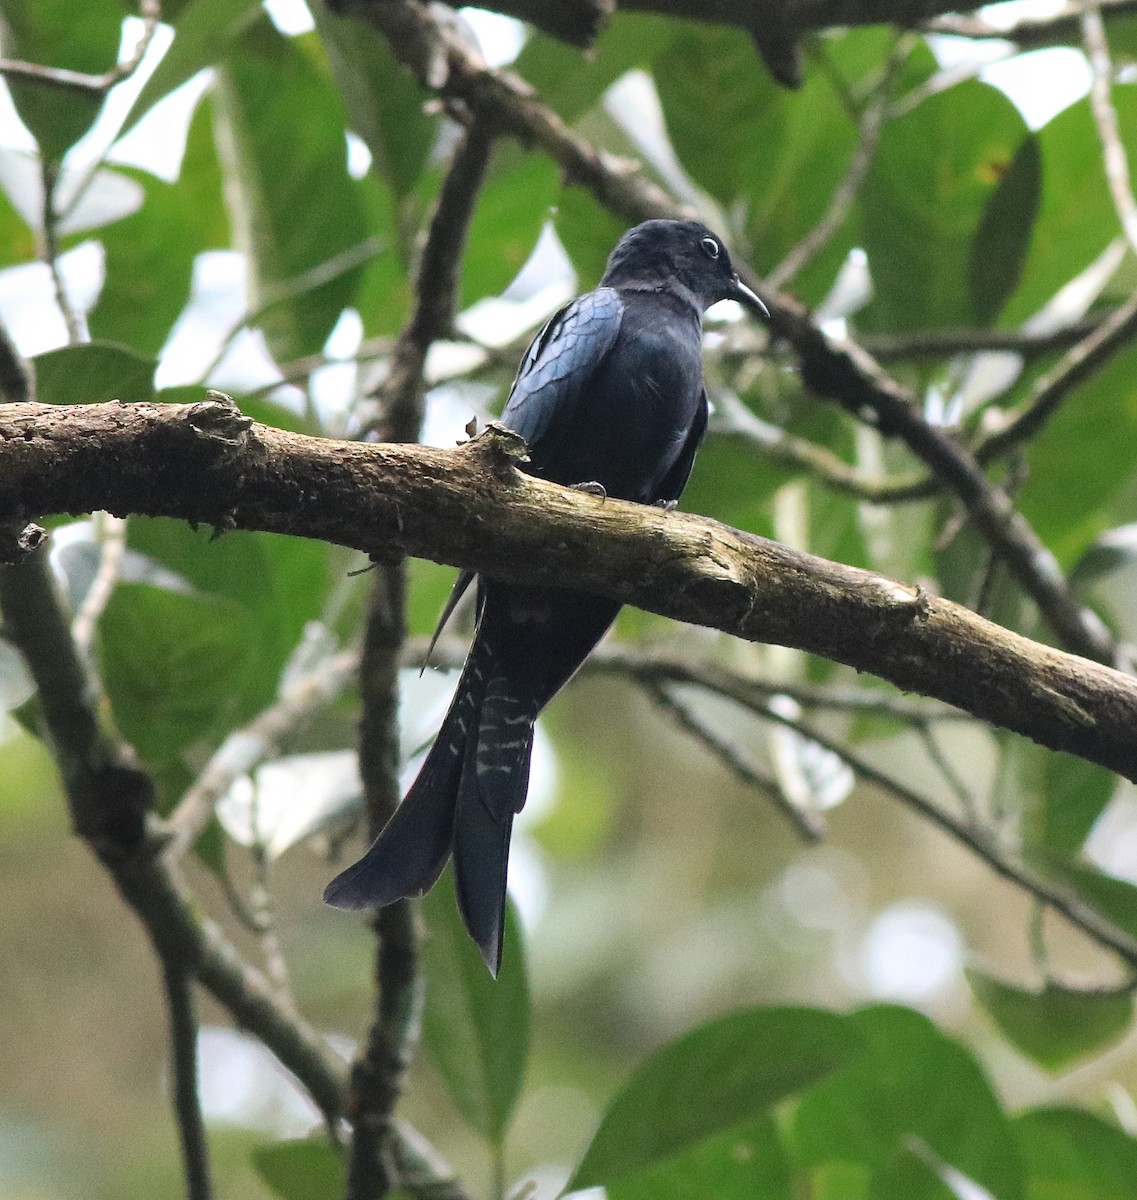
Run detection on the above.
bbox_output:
[337,0,1117,668]
[0,526,465,1198]
[3,398,1136,784]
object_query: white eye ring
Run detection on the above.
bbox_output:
[700,236,720,259]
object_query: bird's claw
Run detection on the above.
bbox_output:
[655,499,678,511]
[572,481,607,500]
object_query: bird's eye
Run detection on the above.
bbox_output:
[700,236,720,260]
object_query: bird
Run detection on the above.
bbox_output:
[324,219,769,975]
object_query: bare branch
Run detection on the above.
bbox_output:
[0,0,162,95]
[976,285,1137,462]
[644,679,827,841]
[859,314,1118,363]
[767,36,907,290]
[39,159,84,343]
[928,0,1137,46]
[4,398,1136,782]
[1082,5,1137,256]
[161,961,213,1200]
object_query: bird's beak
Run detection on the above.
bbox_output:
[731,274,770,319]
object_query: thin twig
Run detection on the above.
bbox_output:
[167,646,360,859]
[711,390,931,504]
[916,724,980,825]
[160,959,213,1200]
[0,0,162,95]
[975,284,1137,462]
[39,159,84,344]
[768,37,907,291]
[927,0,1137,45]
[71,512,127,657]
[1083,6,1137,257]
[408,635,977,725]
[859,313,1116,363]
[749,696,1137,969]
[644,680,826,841]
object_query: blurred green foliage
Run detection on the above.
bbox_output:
[3,0,1137,1198]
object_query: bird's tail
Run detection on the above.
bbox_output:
[322,642,489,913]
[453,677,538,975]
[323,644,538,975]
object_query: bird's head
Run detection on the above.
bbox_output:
[601,219,770,319]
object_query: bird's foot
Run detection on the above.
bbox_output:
[572,481,607,500]
[655,499,678,511]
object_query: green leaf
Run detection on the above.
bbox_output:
[970,134,1041,326]
[176,90,232,252]
[0,0,120,161]
[792,1005,1023,1200]
[460,148,559,308]
[1034,754,1116,854]
[421,873,530,1145]
[1001,88,1137,326]
[568,1007,857,1192]
[608,1117,793,1200]
[1018,340,1137,564]
[32,342,156,405]
[655,26,786,213]
[310,2,436,203]
[86,169,200,356]
[125,511,331,718]
[516,13,676,124]
[251,1140,345,1200]
[122,0,263,134]
[861,80,1030,331]
[215,18,371,360]
[967,970,1133,1071]
[1015,1108,1137,1200]
[100,583,257,767]
[1039,858,1137,942]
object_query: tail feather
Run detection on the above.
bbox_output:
[323,663,480,911]
[453,681,537,975]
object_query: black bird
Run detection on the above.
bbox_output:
[324,219,769,974]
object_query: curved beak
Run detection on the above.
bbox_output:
[731,274,770,319]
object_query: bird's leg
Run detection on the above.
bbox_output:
[655,499,678,511]
[572,481,607,500]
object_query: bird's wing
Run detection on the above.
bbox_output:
[655,387,709,503]
[500,287,623,453]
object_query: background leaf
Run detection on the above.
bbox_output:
[214,18,371,361]
[568,1007,856,1191]
[967,970,1133,1071]
[792,1006,1023,1200]
[251,1140,346,1200]
[0,0,120,160]
[860,81,1030,332]
[421,873,530,1146]
[32,342,156,405]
